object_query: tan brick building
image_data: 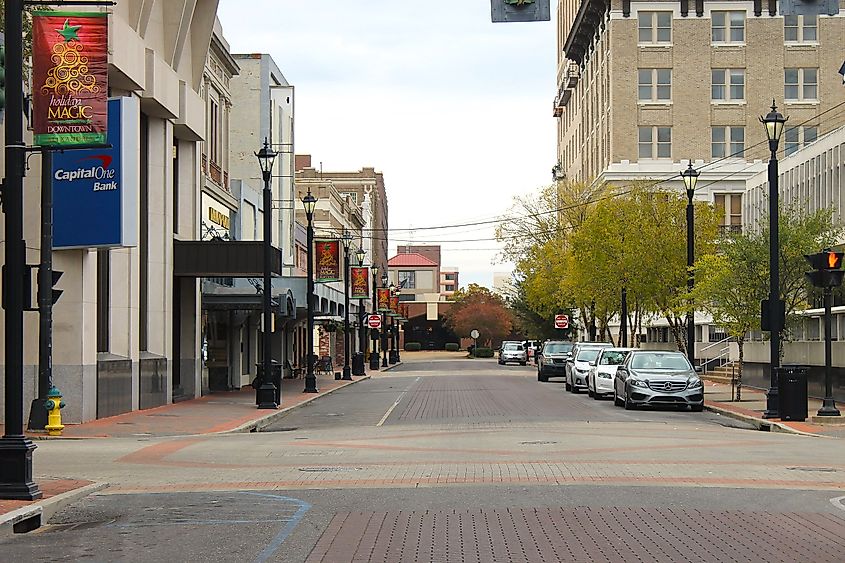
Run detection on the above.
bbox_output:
[555,0,845,229]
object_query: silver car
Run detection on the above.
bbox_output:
[566,343,611,393]
[499,342,527,366]
[587,348,635,399]
[613,351,704,412]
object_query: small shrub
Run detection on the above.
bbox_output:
[473,347,494,358]
[445,343,460,352]
[405,342,422,351]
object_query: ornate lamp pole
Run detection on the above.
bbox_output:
[255,139,278,409]
[341,230,353,380]
[388,282,396,365]
[681,161,700,367]
[370,266,381,370]
[381,273,389,368]
[394,287,402,363]
[760,102,787,419]
[354,247,367,375]
[303,190,319,393]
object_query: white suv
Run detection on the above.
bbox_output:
[587,348,635,399]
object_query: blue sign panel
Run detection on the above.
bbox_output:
[53,97,138,249]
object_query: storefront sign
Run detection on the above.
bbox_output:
[53,97,138,249]
[315,239,341,282]
[201,193,232,240]
[350,267,370,299]
[33,12,109,146]
[377,288,391,312]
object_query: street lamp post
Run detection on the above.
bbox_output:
[388,282,396,365]
[355,247,367,375]
[303,190,319,393]
[761,102,787,419]
[381,274,389,367]
[370,266,380,370]
[394,288,402,363]
[255,139,278,409]
[341,230,353,380]
[682,162,700,367]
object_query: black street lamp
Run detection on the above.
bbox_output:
[354,247,367,375]
[303,190,319,393]
[255,139,278,409]
[681,161,700,367]
[394,287,402,363]
[370,266,381,370]
[760,102,787,419]
[341,230,353,380]
[381,273,389,367]
[388,282,396,365]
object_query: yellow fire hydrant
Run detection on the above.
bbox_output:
[44,386,65,437]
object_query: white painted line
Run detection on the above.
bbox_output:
[829,495,845,513]
[376,377,419,427]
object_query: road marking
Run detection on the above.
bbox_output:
[377,377,419,427]
[245,492,311,563]
[829,495,845,513]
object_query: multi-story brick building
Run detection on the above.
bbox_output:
[554,0,845,232]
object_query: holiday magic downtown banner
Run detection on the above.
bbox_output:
[33,12,109,147]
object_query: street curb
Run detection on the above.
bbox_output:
[704,403,826,437]
[222,375,372,434]
[0,481,108,539]
[379,362,403,372]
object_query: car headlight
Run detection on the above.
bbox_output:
[629,379,648,388]
[687,377,703,389]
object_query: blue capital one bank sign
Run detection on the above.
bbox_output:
[53,97,139,249]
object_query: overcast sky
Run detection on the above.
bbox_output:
[217,0,557,288]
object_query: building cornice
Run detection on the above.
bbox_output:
[562,0,609,66]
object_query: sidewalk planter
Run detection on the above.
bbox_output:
[405,342,422,351]
[445,343,460,352]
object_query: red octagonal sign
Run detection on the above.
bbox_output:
[367,314,382,329]
[554,314,569,329]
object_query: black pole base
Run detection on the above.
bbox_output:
[256,383,279,409]
[303,375,319,394]
[381,356,388,368]
[27,398,48,432]
[0,437,42,500]
[342,366,352,380]
[369,353,380,370]
[817,399,841,417]
[762,387,779,419]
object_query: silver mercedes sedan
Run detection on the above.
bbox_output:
[613,350,704,412]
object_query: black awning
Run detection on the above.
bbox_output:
[202,288,296,319]
[174,240,282,277]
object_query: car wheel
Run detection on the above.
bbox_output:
[538,371,548,382]
[520,361,527,366]
[565,380,571,391]
[498,360,504,365]
[624,391,635,410]
[587,388,594,398]
[690,404,704,412]
[614,389,624,407]
[592,389,602,400]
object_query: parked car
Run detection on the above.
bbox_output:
[536,340,574,382]
[613,350,704,411]
[566,342,611,393]
[499,342,527,365]
[587,348,635,399]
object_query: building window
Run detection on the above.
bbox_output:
[209,98,220,164]
[784,15,817,43]
[711,126,745,159]
[398,270,416,289]
[638,69,671,102]
[638,11,672,43]
[444,284,455,292]
[784,126,818,156]
[712,11,745,43]
[785,68,818,101]
[711,69,745,102]
[638,126,671,159]
[715,193,743,233]
[340,192,358,205]
[444,273,456,281]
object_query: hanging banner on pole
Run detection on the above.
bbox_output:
[350,267,370,299]
[33,12,109,147]
[314,239,341,282]
[377,288,391,312]
[389,295,400,316]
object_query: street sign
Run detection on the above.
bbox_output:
[554,314,569,329]
[470,329,479,339]
[367,314,382,329]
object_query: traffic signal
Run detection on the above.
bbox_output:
[0,43,5,112]
[805,250,845,288]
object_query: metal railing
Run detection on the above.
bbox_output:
[699,335,734,374]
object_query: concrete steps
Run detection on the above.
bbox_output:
[701,362,738,384]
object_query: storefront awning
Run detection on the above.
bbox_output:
[174,240,282,277]
[202,286,296,318]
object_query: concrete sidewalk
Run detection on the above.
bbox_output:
[704,381,845,437]
[0,366,390,534]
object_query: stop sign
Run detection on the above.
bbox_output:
[554,314,569,329]
[367,314,382,329]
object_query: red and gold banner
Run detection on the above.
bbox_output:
[389,295,400,316]
[315,239,340,282]
[350,267,369,299]
[33,12,109,146]
[377,288,391,312]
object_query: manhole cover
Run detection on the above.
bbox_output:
[298,467,361,473]
[786,467,838,472]
[519,440,557,445]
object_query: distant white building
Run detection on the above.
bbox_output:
[492,272,513,296]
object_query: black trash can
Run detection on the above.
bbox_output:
[777,365,808,421]
[352,352,365,376]
[255,360,284,405]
